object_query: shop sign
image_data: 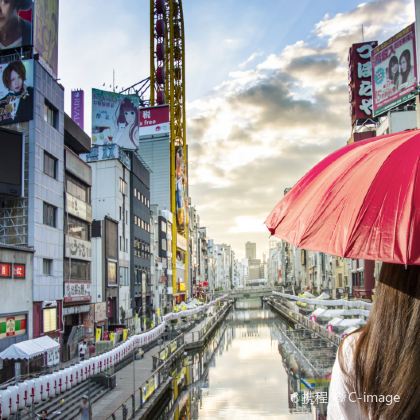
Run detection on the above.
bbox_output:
[46,346,60,367]
[177,234,187,251]
[62,305,90,315]
[66,193,92,222]
[94,302,107,322]
[0,262,26,279]
[0,314,26,339]
[64,281,91,303]
[65,236,92,261]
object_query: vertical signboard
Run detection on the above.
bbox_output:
[0,60,34,125]
[92,89,140,149]
[34,0,59,78]
[0,1,33,52]
[348,41,378,124]
[71,89,84,129]
[175,146,187,234]
[372,23,417,116]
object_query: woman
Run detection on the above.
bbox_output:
[0,59,33,122]
[113,98,138,149]
[0,0,32,50]
[399,49,412,85]
[387,55,399,89]
[327,263,420,419]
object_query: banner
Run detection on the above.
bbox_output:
[372,23,417,116]
[175,146,188,233]
[0,1,32,52]
[139,105,170,136]
[95,327,102,342]
[0,60,34,126]
[123,329,128,341]
[71,89,84,129]
[92,89,140,149]
[34,0,59,78]
[348,41,378,123]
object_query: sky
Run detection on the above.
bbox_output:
[58,0,415,260]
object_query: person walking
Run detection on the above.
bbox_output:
[79,340,87,361]
[327,263,420,419]
[79,395,92,420]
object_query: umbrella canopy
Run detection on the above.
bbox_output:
[265,129,420,265]
[0,335,59,360]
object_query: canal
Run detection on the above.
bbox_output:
[174,298,329,419]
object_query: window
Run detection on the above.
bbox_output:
[64,259,90,281]
[119,236,122,251]
[126,210,128,224]
[119,178,127,195]
[134,215,138,225]
[66,216,90,240]
[44,100,58,129]
[43,202,57,227]
[43,307,57,333]
[119,266,129,286]
[338,273,343,288]
[119,206,122,221]
[44,151,57,179]
[134,188,137,197]
[66,176,90,203]
[107,261,117,285]
[43,259,53,276]
[161,239,167,251]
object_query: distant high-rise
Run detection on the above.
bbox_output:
[245,242,257,260]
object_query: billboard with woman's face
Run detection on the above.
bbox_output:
[372,23,417,116]
[0,0,33,51]
[0,59,33,125]
[92,89,140,150]
[175,145,187,233]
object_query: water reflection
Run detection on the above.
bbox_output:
[186,299,312,419]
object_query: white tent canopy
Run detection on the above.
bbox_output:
[0,336,59,360]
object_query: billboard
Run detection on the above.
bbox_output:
[0,59,34,125]
[0,128,23,197]
[372,23,417,116]
[34,0,59,78]
[175,145,187,233]
[71,89,84,129]
[0,0,32,52]
[92,89,140,150]
[348,41,378,123]
[139,105,170,136]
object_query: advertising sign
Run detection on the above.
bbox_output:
[65,236,92,261]
[66,193,92,222]
[34,0,59,78]
[0,1,32,51]
[175,146,187,233]
[92,89,140,150]
[71,89,84,129]
[64,281,91,303]
[348,41,378,123]
[0,314,26,339]
[138,105,170,136]
[94,302,107,322]
[372,23,417,116]
[46,346,59,367]
[0,60,34,125]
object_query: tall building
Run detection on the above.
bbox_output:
[245,241,256,260]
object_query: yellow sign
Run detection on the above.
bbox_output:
[95,328,102,342]
[109,332,115,343]
[123,329,128,341]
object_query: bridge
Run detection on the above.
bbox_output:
[226,286,282,298]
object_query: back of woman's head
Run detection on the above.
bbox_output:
[340,263,420,419]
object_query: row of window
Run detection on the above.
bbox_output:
[134,215,150,232]
[134,238,150,259]
[133,187,150,208]
[66,176,90,203]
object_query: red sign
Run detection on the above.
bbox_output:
[348,41,378,124]
[13,264,26,279]
[138,105,170,136]
[0,263,11,278]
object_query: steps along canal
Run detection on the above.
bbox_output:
[171,298,336,419]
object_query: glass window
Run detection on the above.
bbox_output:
[119,178,127,195]
[43,259,53,276]
[107,261,117,285]
[66,176,90,203]
[44,100,58,129]
[64,259,90,281]
[66,216,90,240]
[44,151,57,179]
[43,202,57,227]
[161,220,167,233]
[161,239,167,251]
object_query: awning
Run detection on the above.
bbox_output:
[0,336,59,360]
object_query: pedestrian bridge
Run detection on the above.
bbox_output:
[227,286,282,298]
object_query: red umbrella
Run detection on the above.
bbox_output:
[265,129,420,265]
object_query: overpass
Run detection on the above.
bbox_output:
[226,286,283,298]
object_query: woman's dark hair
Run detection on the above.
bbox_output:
[388,55,399,85]
[116,98,138,142]
[2,60,26,89]
[339,263,420,419]
[399,49,412,84]
[13,0,33,10]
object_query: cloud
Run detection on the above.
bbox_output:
[187,0,414,258]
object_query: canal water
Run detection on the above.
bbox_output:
[188,299,314,419]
